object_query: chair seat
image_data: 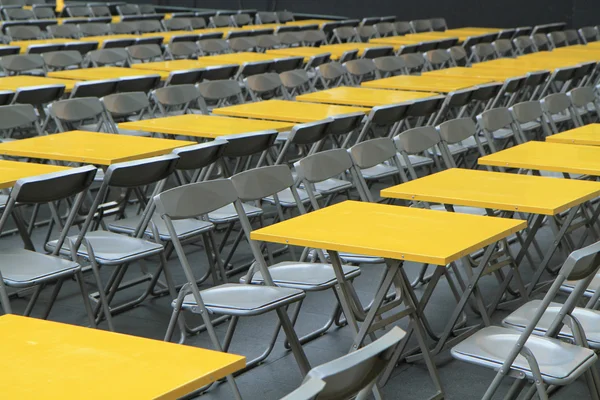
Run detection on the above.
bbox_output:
[178,283,305,316]
[550,113,574,123]
[0,248,79,287]
[451,325,597,385]
[360,163,398,180]
[458,136,488,150]
[491,128,514,140]
[313,178,353,195]
[519,120,541,131]
[240,261,361,290]
[46,231,164,265]
[502,300,600,349]
[397,154,434,168]
[207,202,263,224]
[107,214,214,241]
[263,187,314,207]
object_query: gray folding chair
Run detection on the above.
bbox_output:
[410,19,433,33]
[255,11,278,24]
[2,6,33,19]
[65,4,92,17]
[197,38,230,55]
[47,155,180,332]
[431,88,476,125]
[32,4,55,19]
[348,102,409,147]
[0,103,42,140]
[332,26,358,43]
[301,29,327,46]
[89,5,110,18]
[437,117,489,169]
[579,26,599,44]
[540,92,579,134]
[548,31,568,48]
[424,49,452,70]
[110,22,138,35]
[476,107,522,152]
[568,86,600,126]
[448,45,470,67]
[355,25,377,42]
[532,33,551,51]
[101,91,153,135]
[0,166,97,325]
[393,21,412,35]
[276,10,294,23]
[282,326,405,400]
[189,17,207,29]
[158,178,311,381]
[126,44,163,64]
[492,38,514,57]
[343,58,379,85]
[208,14,232,28]
[164,41,199,60]
[0,54,45,76]
[6,25,42,41]
[87,48,128,67]
[255,34,281,51]
[162,17,193,31]
[232,13,252,27]
[42,50,83,71]
[315,61,349,88]
[373,55,406,77]
[11,84,65,131]
[512,36,538,55]
[399,53,426,73]
[151,84,203,116]
[116,4,140,16]
[196,79,245,113]
[78,22,111,37]
[277,31,304,47]
[47,24,81,39]
[452,242,600,400]
[374,22,395,37]
[49,96,116,133]
[244,72,287,101]
[280,69,314,98]
[69,79,118,99]
[470,42,497,63]
[509,100,552,141]
[137,20,163,34]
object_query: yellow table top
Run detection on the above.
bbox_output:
[251,200,526,265]
[119,114,294,138]
[381,168,600,216]
[213,99,369,123]
[10,38,75,53]
[318,43,396,55]
[478,141,600,176]
[0,130,194,165]
[197,52,284,64]
[361,75,493,93]
[445,27,501,35]
[473,58,577,71]
[423,67,525,80]
[295,86,435,107]
[524,51,600,63]
[0,76,78,92]
[266,47,339,61]
[369,37,427,46]
[48,66,169,81]
[546,124,600,146]
[130,59,225,72]
[0,160,70,189]
[285,19,332,28]
[0,315,245,400]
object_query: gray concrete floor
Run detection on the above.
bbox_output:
[1,186,595,400]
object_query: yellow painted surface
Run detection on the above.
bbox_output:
[546,124,600,146]
[213,99,369,123]
[319,43,397,54]
[130,59,227,72]
[381,168,600,215]
[48,66,169,80]
[0,130,194,165]
[198,51,284,64]
[119,114,294,138]
[0,315,245,399]
[478,141,600,176]
[0,161,70,189]
[0,76,78,92]
[296,86,435,107]
[361,75,493,93]
[284,19,333,28]
[80,34,137,47]
[423,67,527,80]
[251,200,526,265]
[267,47,339,62]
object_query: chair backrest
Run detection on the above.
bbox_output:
[394,126,446,179]
[220,130,278,162]
[343,58,378,84]
[256,11,278,24]
[3,8,34,20]
[172,140,227,172]
[470,42,496,62]
[244,72,285,101]
[279,69,312,97]
[492,39,513,57]
[102,91,151,121]
[232,13,252,27]
[165,41,199,59]
[0,54,45,75]
[89,5,110,17]
[393,21,412,35]
[209,15,232,28]
[42,50,83,70]
[13,85,65,111]
[163,17,192,31]
[509,99,551,138]
[137,20,163,34]
[355,25,377,42]
[0,103,40,135]
[302,29,327,46]
[196,79,244,112]
[116,75,160,93]
[48,24,81,39]
[277,10,294,23]
[230,164,296,202]
[277,31,304,46]
[202,64,239,81]
[255,34,281,50]
[540,92,577,130]
[532,33,551,51]
[65,4,92,17]
[332,26,357,43]
[111,21,138,35]
[497,28,516,40]
[579,26,598,43]
[70,79,118,99]
[431,18,447,31]
[228,36,257,52]
[189,17,207,29]
[78,22,111,37]
[410,19,433,32]
[476,107,519,150]
[547,31,567,48]
[33,5,55,19]
[117,4,140,16]
[6,25,42,40]
[437,117,486,161]
[198,38,230,55]
[151,84,202,116]
[374,22,395,37]
[373,55,406,77]
[126,44,163,63]
[49,96,115,132]
[512,35,537,55]
[448,46,468,66]
[316,61,348,88]
[63,41,98,56]
[399,53,425,72]
[275,119,332,165]
[425,49,451,69]
[88,48,128,67]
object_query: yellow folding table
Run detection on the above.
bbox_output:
[119,114,294,139]
[361,75,493,93]
[48,66,170,81]
[79,34,137,48]
[319,43,396,55]
[252,200,526,398]
[284,19,333,28]
[213,99,369,123]
[0,314,245,399]
[381,168,600,298]
[130,59,233,73]
[423,67,528,80]
[266,47,339,62]
[0,130,194,165]
[0,76,78,93]
[295,86,435,107]
[546,124,600,146]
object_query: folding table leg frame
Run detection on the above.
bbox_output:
[328,250,445,399]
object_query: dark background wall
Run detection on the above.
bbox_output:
[151,0,600,29]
